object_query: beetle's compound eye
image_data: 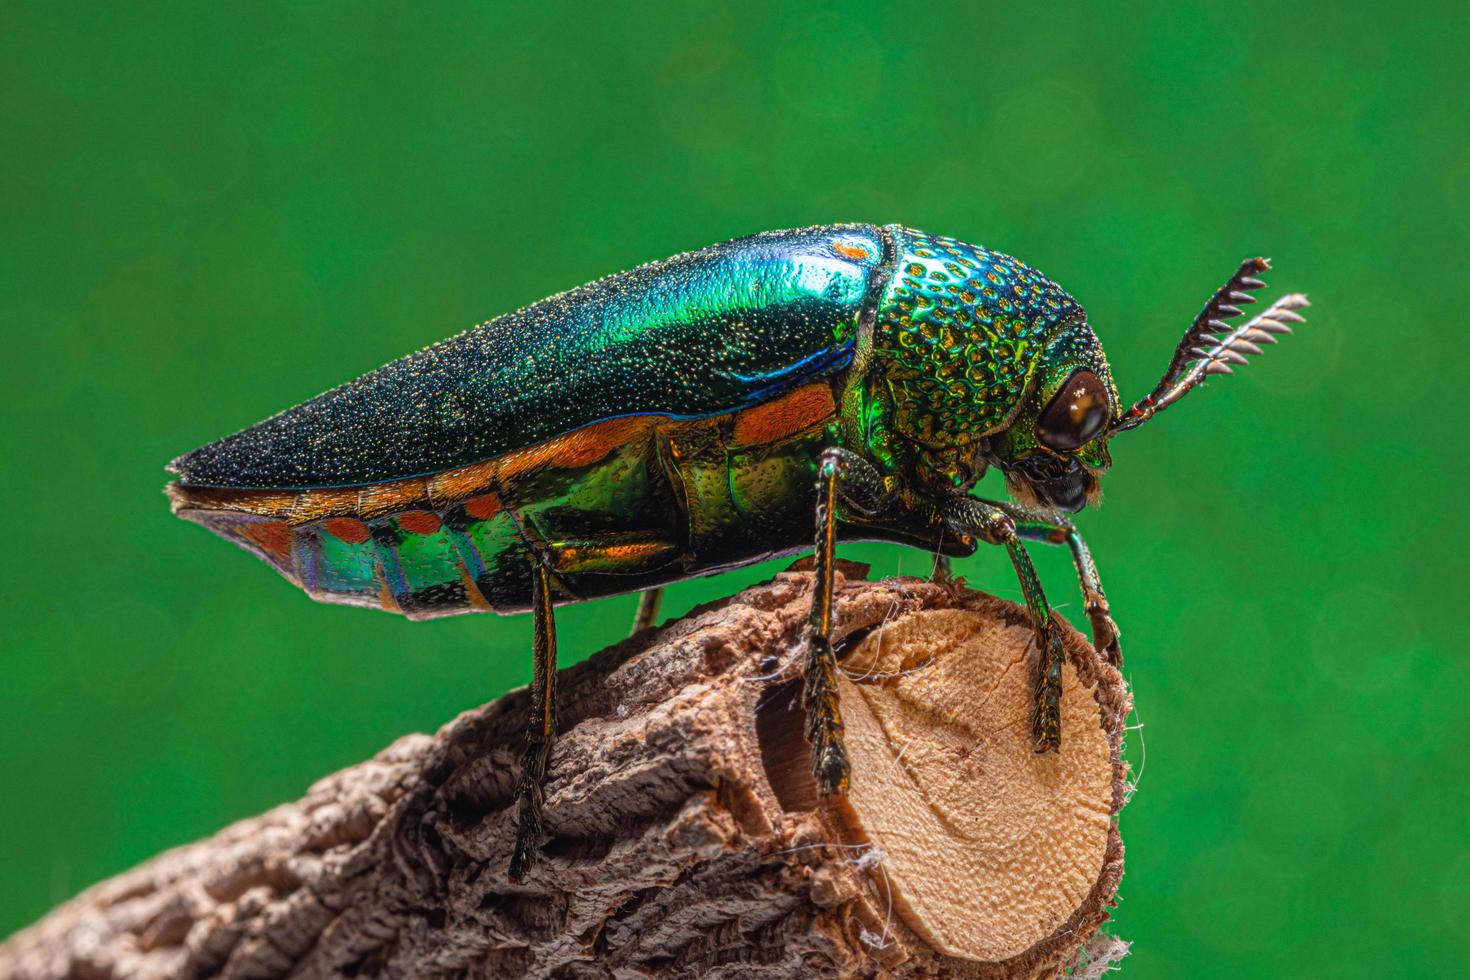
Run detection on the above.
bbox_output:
[1037,370,1109,451]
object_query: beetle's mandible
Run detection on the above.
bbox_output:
[167,224,1308,879]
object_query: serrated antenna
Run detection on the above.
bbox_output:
[1111,258,1309,434]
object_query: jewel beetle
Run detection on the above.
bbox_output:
[167,224,1307,878]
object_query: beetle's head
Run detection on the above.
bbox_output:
[983,319,1120,513]
[984,254,1311,512]
[875,230,1307,513]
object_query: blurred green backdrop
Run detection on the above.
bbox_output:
[3,2,1465,975]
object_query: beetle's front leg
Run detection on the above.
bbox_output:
[983,501,1122,665]
[941,496,1064,753]
[509,562,558,881]
[805,447,891,796]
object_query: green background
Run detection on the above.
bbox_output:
[3,3,1465,975]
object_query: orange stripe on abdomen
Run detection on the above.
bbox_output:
[731,384,836,447]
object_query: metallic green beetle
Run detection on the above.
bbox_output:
[167,224,1307,878]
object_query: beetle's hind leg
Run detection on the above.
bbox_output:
[931,554,954,582]
[630,588,663,636]
[509,563,558,881]
[805,447,892,796]
[942,497,1065,753]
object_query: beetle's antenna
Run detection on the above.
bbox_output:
[1111,257,1309,434]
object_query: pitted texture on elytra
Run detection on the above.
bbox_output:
[876,227,1082,447]
[170,225,884,489]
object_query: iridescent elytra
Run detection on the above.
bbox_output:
[168,224,1307,878]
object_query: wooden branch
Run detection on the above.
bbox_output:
[0,565,1131,979]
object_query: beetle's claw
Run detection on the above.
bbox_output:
[1031,686,1062,752]
[1092,612,1123,666]
[1082,592,1123,667]
[508,789,544,881]
[1031,715,1062,754]
[508,830,538,881]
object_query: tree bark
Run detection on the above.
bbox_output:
[0,564,1132,979]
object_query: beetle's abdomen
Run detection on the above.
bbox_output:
[169,385,854,619]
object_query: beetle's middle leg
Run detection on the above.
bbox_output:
[941,496,1065,753]
[806,447,892,796]
[509,562,558,881]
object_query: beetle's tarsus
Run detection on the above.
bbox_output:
[1030,623,1064,753]
[1085,595,1123,666]
[803,628,851,796]
[509,747,548,881]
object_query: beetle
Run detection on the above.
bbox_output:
[167,224,1306,878]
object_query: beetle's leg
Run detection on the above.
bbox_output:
[941,497,1064,753]
[1056,525,1121,666]
[980,500,1122,665]
[931,554,954,582]
[630,588,663,635]
[805,447,890,796]
[509,563,558,881]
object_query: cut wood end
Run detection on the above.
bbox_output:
[831,594,1129,971]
